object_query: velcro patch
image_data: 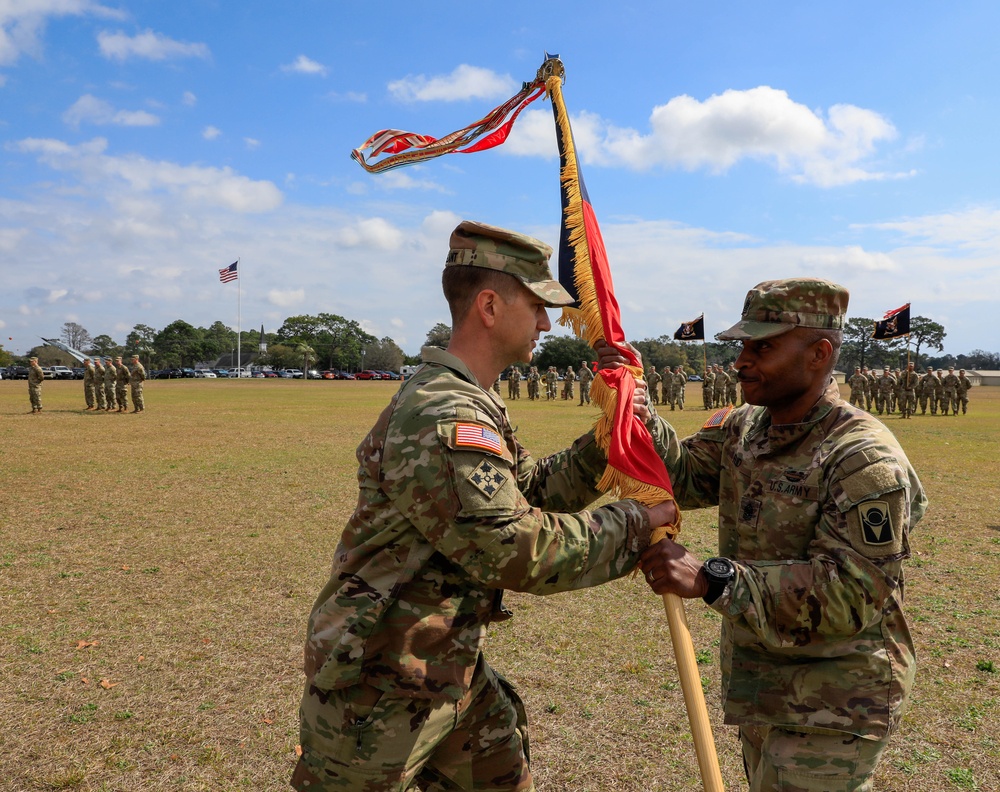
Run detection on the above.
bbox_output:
[455,422,504,456]
[466,459,508,500]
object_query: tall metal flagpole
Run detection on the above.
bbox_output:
[237,257,242,376]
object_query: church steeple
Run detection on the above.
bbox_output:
[259,324,267,353]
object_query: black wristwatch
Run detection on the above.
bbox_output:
[702,557,736,605]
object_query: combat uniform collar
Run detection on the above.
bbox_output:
[744,378,841,457]
[420,346,482,388]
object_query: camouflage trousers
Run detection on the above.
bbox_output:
[117,384,129,411]
[702,388,713,410]
[131,383,144,411]
[293,658,533,792]
[848,391,865,409]
[104,383,116,408]
[740,725,888,792]
[84,383,95,408]
[29,384,42,410]
[579,383,590,405]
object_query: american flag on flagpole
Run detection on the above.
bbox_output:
[219,261,238,283]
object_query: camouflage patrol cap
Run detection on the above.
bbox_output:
[717,277,848,341]
[446,220,574,307]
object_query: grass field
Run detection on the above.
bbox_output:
[2,378,998,792]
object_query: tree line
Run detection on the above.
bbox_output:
[3,313,995,375]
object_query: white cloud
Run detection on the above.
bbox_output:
[860,207,1000,251]
[281,55,327,76]
[0,0,123,66]
[328,90,366,103]
[800,246,898,274]
[244,137,260,150]
[202,125,221,140]
[14,136,283,213]
[334,217,405,250]
[97,29,209,62]
[182,91,197,106]
[0,73,7,87]
[388,64,517,102]
[62,94,160,127]
[268,288,305,307]
[504,87,907,187]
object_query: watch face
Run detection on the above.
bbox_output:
[705,557,734,578]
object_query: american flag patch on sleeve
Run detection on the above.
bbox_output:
[702,406,733,429]
[455,422,504,455]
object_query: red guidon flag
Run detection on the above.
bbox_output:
[546,70,674,505]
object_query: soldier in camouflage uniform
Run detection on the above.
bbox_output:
[577,361,593,406]
[646,365,661,405]
[561,365,575,400]
[28,356,44,413]
[899,362,919,419]
[83,358,97,410]
[875,366,895,415]
[934,369,946,414]
[103,357,117,412]
[957,369,972,414]
[702,367,715,410]
[726,362,740,406]
[93,358,107,410]
[918,366,937,415]
[941,366,960,415]
[713,363,727,407]
[115,356,129,412]
[506,366,519,400]
[634,277,927,792]
[293,220,676,792]
[129,355,146,412]
[545,367,558,400]
[862,366,877,412]
[848,366,867,409]
[526,366,540,401]
[673,365,686,410]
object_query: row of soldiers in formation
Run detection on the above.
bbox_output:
[82,355,147,413]
[25,354,146,414]
[847,363,972,419]
[497,362,597,405]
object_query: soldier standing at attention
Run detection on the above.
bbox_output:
[726,362,740,406]
[957,369,972,414]
[934,369,946,414]
[919,366,937,415]
[578,360,593,405]
[506,366,516,400]
[129,355,146,412]
[492,376,501,396]
[103,357,117,412]
[115,356,130,413]
[899,362,919,419]
[863,366,877,412]
[631,277,926,792]
[702,366,715,410]
[876,366,894,415]
[941,366,960,415]
[93,358,107,411]
[545,366,558,400]
[83,358,97,410]
[561,364,575,400]
[292,220,676,792]
[673,365,687,410]
[28,356,44,413]
[526,366,539,400]
[712,363,726,407]
[848,366,867,409]
[646,365,661,405]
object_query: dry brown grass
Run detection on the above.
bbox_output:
[1,379,998,791]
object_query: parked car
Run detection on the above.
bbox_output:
[5,366,28,379]
[307,370,322,380]
[377,370,401,380]
[48,365,75,380]
[262,371,278,378]
[194,370,217,378]
[355,370,382,380]
[213,369,230,378]
[335,370,355,380]
[688,375,703,382]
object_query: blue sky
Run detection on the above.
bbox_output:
[2,1,999,357]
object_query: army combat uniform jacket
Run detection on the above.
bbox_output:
[649,379,927,738]
[304,347,649,701]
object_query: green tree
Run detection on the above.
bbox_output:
[906,316,946,370]
[365,337,405,372]
[424,322,451,349]
[634,336,694,373]
[296,342,316,376]
[201,321,237,361]
[61,321,92,351]
[534,335,595,371]
[841,317,888,371]
[88,334,121,358]
[0,345,13,367]
[261,344,299,370]
[153,320,205,367]
[124,324,158,366]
